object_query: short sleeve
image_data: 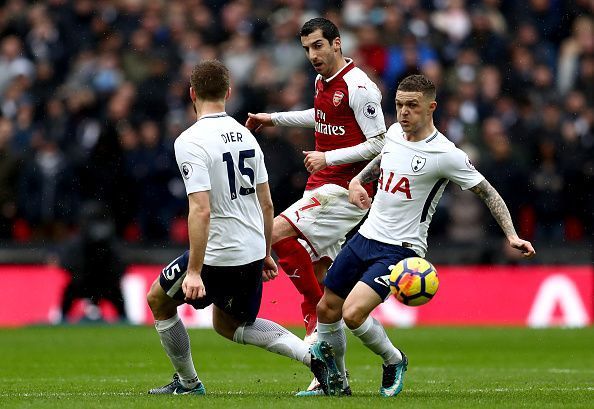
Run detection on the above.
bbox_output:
[349,82,387,139]
[255,146,268,184]
[439,148,484,190]
[174,137,211,195]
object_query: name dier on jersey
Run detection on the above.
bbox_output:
[221,131,243,143]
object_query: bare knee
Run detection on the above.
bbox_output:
[271,215,296,245]
[342,304,368,330]
[147,280,177,321]
[212,306,241,340]
[316,295,343,323]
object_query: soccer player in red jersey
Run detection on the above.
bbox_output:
[246,18,387,347]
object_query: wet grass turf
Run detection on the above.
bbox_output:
[1,325,593,408]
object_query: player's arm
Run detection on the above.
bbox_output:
[348,153,383,210]
[304,133,385,173]
[256,182,278,281]
[469,179,536,258]
[183,191,210,300]
[246,109,315,132]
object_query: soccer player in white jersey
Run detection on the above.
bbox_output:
[245,18,387,347]
[305,74,536,397]
[146,60,342,396]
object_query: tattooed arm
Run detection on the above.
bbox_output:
[348,154,382,209]
[469,179,536,258]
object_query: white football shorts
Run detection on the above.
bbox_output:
[279,184,368,262]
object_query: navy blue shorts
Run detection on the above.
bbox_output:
[159,251,263,323]
[324,233,418,300]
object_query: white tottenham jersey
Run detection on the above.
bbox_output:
[174,113,268,266]
[359,123,484,257]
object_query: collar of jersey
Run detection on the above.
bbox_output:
[323,58,354,83]
[399,129,438,144]
[198,112,228,121]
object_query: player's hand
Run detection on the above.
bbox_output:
[303,151,327,173]
[245,112,273,132]
[508,236,536,258]
[349,178,372,209]
[182,272,206,301]
[262,255,278,282]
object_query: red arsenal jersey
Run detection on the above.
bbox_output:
[307,59,386,196]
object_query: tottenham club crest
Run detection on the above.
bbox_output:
[333,91,344,107]
[363,102,379,118]
[181,162,193,179]
[411,155,427,172]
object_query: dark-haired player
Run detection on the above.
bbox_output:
[246,17,387,352]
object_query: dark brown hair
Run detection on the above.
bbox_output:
[397,74,436,100]
[299,17,340,44]
[190,60,230,101]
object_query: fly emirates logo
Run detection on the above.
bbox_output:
[315,109,345,136]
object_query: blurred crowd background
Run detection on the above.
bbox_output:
[0,0,592,262]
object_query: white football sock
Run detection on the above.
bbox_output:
[351,316,402,365]
[155,314,201,388]
[233,318,311,367]
[318,319,348,387]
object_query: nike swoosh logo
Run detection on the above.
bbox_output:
[172,388,193,395]
[373,275,390,288]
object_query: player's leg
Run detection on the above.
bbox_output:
[303,256,333,344]
[209,259,311,364]
[214,306,311,365]
[343,283,406,397]
[291,185,368,340]
[345,247,415,397]
[210,259,338,395]
[271,213,322,337]
[146,252,205,395]
[343,282,400,363]
[297,236,367,396]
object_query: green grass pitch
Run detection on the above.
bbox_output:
[0,325,592,408]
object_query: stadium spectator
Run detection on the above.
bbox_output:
[0,117,19,239]
[0,0,587,261]
[57,200,127,322]
[134,119,177,241]
[0,35,34,95]
[18,132,78,241]
[557,15,594,94]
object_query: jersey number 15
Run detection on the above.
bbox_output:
[222,149,255,200]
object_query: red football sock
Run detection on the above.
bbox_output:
[272,237,323,330]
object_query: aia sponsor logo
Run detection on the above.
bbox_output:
[378,168,412,199]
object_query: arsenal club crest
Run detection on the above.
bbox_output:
[411,155,427,172]
[333,91,344,107]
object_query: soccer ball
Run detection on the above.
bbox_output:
[389,257,439,306]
